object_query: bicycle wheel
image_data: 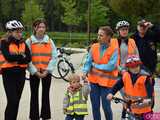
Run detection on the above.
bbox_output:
[51,60,62,79]
[57,59,75,82]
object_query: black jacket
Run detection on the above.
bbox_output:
[1,36,31,70]
[131,25,160,73]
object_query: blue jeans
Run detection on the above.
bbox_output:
[65,114,84,120]
[90,83,113,120]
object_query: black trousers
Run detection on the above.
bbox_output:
[29,74,52,120]
[2,68,26,120]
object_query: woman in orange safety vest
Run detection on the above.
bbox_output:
[0,20,31,120]
[26,18,57,120]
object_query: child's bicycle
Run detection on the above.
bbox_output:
[112,97,151,120]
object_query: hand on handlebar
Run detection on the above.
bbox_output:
[143,99,151,104]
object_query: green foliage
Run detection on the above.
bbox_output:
[0,0,159,32]
[86,0,109,31]
[61,0,82,27]
[21,0,44,30]
[108,0,160,26]
[1,0,25,19]
[39,0,63,31]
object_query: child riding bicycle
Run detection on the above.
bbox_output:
[107,55,154,120]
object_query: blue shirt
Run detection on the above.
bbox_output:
[82,43,118,74]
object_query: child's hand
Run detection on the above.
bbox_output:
[107,93,113,100]
[143,99,151,104]
[63,108,67,114]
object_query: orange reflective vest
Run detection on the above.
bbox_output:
[113,38,138,65]
[127,38,138,55]
[1,42,27,68]
[123,72,152,114]
[0,50,5,67]
[31,39,52,70]
[88,39,119,87]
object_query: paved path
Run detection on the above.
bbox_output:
[0,51,160,120]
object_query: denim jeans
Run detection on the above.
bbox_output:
[90,83,113,120]
[65,114,84,120]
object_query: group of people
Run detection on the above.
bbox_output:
[78,19,159,120]
[0,18,57,120]
[0,18,159,120]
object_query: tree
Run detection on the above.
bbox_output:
[86,0,109,32]
[21,0,44,30]
[61,0,82,31]
[39,0,63,31]
[0,0,25,30]
[108,0,160,26]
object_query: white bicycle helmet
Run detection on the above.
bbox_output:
[6,20,24,30]
[116,20,130,30]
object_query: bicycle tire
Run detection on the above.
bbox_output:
[57,59,75,82]
[51,60,62,79]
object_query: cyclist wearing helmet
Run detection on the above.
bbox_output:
[0,20,31,120]
[115,20,139,72]
[107,55,153,120]
[114,20,139,119]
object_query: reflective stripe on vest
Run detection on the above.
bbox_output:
[90,68,118,80]
[31,39,52,70]
[123,72,152,114]
[66,90,88,115]
[1,43,27,68]
[88,39,119,87]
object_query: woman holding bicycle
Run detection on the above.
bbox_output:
[26,18,57,120]
[107,55,153,120]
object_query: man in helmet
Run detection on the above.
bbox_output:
[0,20,31,120]
[131,19,160,74]
[107,55,153,120]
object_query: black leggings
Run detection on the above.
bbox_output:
[29,74,52,120]
[2,68,26,120]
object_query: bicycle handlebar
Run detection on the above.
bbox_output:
[112,97,143,107]
[57,48,72,56]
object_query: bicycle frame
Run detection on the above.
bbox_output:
[112,97,144,120]
[58,48,75,71]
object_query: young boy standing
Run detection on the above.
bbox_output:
[63,74,90,120]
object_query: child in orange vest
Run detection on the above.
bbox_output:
[107,55,154,120]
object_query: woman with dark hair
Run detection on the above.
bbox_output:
[26,18,57,120]
[0,20,31,120]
